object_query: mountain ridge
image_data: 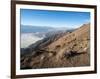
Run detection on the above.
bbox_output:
[21,23,90,69]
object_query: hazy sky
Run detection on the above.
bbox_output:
[21,9,90,28]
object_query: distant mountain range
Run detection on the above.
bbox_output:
[21,25,74,33]
[21,25,55,33]
[20,23,90,69]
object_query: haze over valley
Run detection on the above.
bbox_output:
[21,25,73,48]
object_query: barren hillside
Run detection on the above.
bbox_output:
[21,23,90,69]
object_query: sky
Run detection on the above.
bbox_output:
[21,9,90,29]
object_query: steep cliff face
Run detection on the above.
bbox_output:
[21,23,90,69]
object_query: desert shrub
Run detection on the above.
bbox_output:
[56,45,61,48]
[51,51,56,55]
[64,51,79,59]
[73,43,77,46]
[63,43,66,46]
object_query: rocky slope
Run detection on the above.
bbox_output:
[21,23,90,69]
